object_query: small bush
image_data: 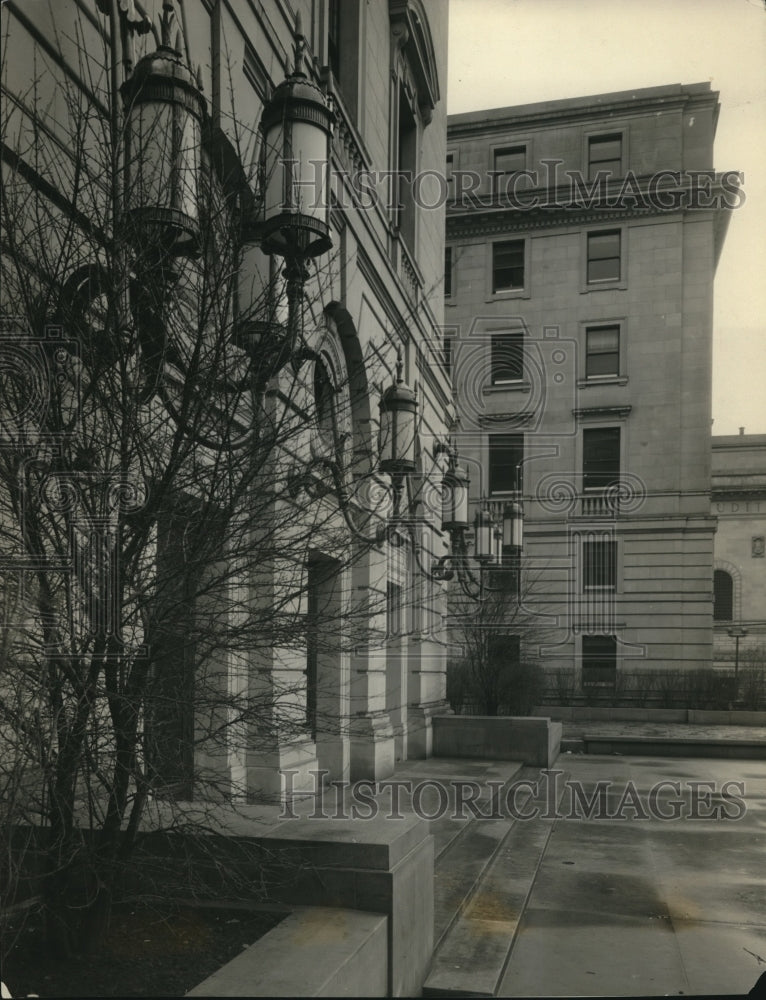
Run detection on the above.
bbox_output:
[502,659,546,716]
[655,669,683,708]
[548,668,576,706]
[739,665,766,711]
[627,670,657,708]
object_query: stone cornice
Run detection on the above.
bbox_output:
[445,172,736,240]
[478,411,535,427]
[573,405,633,421]
[447,84,717,139]
[447,204,659,238]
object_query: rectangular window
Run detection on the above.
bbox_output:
[583,539,617,590]
[446,152,455,201]
[582,634,617,688]
[443,336,452,379]
[491,332,524,383]
[396,84,417,248]
[586,325,620,378]
[328,0,341,80]
[588,133,622,179]
[327,0,360,119]
[444,246,453,297]
[493,145,526,194]
[587,230,621,283]
[387,581,403,637]
[713,569,734,621]
[489,434,523,494]
[583,427,620,491]
[492,240,524,293]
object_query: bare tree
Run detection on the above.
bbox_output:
[0,7,412,955]
[447,561,555,716]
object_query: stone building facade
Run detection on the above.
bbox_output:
[712,433,766,666]
[445,84,736,693]
[1,0,451,801]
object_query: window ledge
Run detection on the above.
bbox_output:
[487,289,530,302]
[577,376,629,388]
[483,381,532,395]
[581,280,627,294]
[479,411,535,427]
[573,405,632,420]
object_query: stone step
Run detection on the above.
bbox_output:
[430,766,538,950]
[385,758,524,865]
[578,735,766,759]
[560,737,585,753]
[428,762,524,862]
[424,770,570,998]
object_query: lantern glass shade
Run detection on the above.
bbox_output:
[378,382,417,474]
[503,502,524,550]
[475,509,493,560]
[261,80,333,259]
[494,529,503,565]
[122,49,206,255]
[442,464,470,532]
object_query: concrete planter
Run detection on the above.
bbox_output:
[432,715,562,767]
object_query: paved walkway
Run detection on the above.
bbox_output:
[497,754,766,997]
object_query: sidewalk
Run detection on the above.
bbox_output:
[497,754,766,997]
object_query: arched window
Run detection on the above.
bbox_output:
[713,569,733,621]
[313,357,335,444]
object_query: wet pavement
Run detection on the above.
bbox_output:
[498,755,766,997]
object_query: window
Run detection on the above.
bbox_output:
[444,246,453,297]
[327,0,360,119]
[713,570,733,621]
[588,133,622,179]
[491,332,524,384]
[313,358,334,444]
[328,0,341,80]
[492,240,524,293]
[396,83,417,248]
[586,325,620,378]
[489,434,523,494]
[443,336,452,379]
[305,562,320,737]
[387,581,403,637]
[587,230,621,283]
[582,634,617,689]
[493,146,526,195]
[583,538,617,590]
[446,152,455,202]
[583,427,620,490]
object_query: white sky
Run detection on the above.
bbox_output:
[448,0,766,436]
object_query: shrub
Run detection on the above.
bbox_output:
[547,668,576,706]
[739,665,766,711]
[627,670,657,708]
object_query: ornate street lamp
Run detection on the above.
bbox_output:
[259,16,334,262]
[441,460,470,534]
[474,507,494,562]
[120,4,206,257]
[111,3,337,405]
[502,501,524,551]
[727,625,748,698]
[428,446,525,598]
[378,354,418,477]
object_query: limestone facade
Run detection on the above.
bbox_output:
[445,85,735,690]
